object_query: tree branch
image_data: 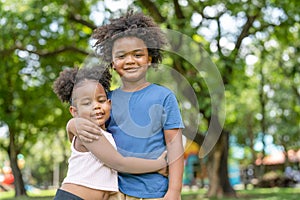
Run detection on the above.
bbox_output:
[137,0,167,23]
[69,14,97,30]
[187,0,203,15]
[173,0,185,20]
[1,45,91,57]
[235,14,258,51]
[279,60,300,103]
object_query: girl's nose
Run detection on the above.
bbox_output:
[93,102,102,110]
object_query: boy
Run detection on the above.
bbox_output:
[68,12,184,200]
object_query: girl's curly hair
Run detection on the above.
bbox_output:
[92,11,167,68]
[53,65,111,104]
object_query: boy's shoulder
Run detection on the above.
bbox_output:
[151,83,174,94]
[108,84,175,97]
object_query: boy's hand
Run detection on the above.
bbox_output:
[163,189,181,200]
[67,118,102,142]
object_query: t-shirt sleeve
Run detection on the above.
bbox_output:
[163,92,185,130]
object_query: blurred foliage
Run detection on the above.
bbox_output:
[0,0,299,193]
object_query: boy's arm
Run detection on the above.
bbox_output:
[164,128,184,200]
[81,135,167,173]
[66,118,102,143]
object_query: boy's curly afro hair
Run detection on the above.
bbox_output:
[53,65,111,104]
[92,11,167,68]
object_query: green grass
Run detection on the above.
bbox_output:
[1,187,300,200]
[236,187,300,200]
[0,189,56,200]
[181,187,300,200]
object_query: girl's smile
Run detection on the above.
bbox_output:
[70,80,111,129]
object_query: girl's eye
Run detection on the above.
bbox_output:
[82,101,91,105]
[98,98,107,103]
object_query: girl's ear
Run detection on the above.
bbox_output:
[107,99,112,110]
[69,106,78,117]
[111,62,116,70]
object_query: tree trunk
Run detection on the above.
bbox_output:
[206,140,222,198]
[258,62,266,179]
[8,130,27,197]
[206,130,236,198]
[246,113,256,164]
[185,114,236,198]
[219,131,236,197]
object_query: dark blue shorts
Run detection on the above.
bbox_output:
[54,189,83,200]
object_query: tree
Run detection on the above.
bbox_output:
[0,0,95,196]
[1,0,299,197]
[133,0,300,197]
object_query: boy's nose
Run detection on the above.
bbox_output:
[125,54,135,63]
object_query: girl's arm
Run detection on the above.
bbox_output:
[67,118,167,173]
[81,135,167,174]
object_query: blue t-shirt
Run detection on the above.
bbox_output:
[107,84,184,198]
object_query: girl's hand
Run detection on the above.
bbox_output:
[157,151,169,177]
[158,166,169,177]
[67,118,102,142]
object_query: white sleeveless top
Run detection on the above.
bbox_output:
[62,130,118,191]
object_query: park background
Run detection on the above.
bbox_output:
[0,0,299,199]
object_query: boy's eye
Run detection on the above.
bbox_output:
[134,54,143,57]
[117,54,125,59]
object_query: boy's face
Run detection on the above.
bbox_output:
[70,80,111,129]
[111,36,152,83]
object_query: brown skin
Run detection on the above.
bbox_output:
[62,80,167,200]
[112,36,184,200]
[69,36,184,200]
[112,36,152,92]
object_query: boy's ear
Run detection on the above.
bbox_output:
[148,56,152,65]
[69,106,78,117]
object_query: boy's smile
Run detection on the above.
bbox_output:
[112,36,152,86]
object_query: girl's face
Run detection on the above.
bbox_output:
[70,80,111,129]
[111,36,152,83]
